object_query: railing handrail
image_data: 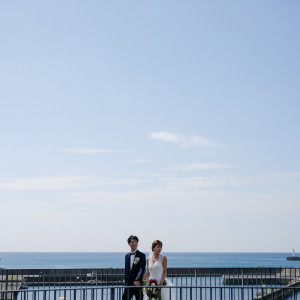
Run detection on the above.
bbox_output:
[1,285,300,292]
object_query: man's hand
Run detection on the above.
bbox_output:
[133,281,140,286]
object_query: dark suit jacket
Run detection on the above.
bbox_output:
[124,250,146,286]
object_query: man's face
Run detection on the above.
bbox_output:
[129,239,138,252]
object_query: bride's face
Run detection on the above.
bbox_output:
[153,244,162,254]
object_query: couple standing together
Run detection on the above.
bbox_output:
[123,235,175,300]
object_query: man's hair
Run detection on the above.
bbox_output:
[127,235,139,243]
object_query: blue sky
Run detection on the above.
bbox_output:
[0,0,299,252]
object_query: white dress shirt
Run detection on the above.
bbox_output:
[130,251,136,270]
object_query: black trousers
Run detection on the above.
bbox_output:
[122,286,143,300]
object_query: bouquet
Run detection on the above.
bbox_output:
[142,279,166,300]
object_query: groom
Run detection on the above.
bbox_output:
[122,235,146,300]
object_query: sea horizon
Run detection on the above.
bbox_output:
[0,251,296,253]
[1,252,299,269]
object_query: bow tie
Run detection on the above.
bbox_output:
[130,252,136,255]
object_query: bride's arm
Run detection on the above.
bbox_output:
[159,256,167,286]
[142,257,150,281]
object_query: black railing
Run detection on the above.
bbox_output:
[1,268,300,300]
[1,268,300,290]
[1,285,300,300]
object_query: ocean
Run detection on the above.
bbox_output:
[1,252,299,269]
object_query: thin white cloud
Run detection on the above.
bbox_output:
[149,131,220,148]
[114,159,151,163]
[60,148,131,154]
[162,175,250,190]
[2,187,299,252]
[2,173,300,252]
[0,176,148,191]
[161,172,300,191]
[150,132,181,143]
[65,188,300,216]
[178,163,231,171]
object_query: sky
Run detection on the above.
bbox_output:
[0,0,299,253]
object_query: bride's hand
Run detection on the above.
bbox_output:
[142,275,148,281]
[158,281,164,286]
[143,270,150,281]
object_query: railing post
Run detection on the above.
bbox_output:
[13,291,18,300]
[110,288,115,300]
[5,270,8,300]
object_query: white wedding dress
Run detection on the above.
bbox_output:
[144,254,175,300]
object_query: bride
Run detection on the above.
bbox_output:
[142,240,175,300]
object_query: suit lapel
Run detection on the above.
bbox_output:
[126,253,130,270]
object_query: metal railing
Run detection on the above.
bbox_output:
[1,268,300,290]
[1,285,300,300]
[1,268,300,300]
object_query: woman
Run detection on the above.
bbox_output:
[143,240,175,300]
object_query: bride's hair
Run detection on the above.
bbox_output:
[152,240,163,251]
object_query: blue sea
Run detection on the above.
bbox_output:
[1,252,300,269]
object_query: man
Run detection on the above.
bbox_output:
[122,235,146,300]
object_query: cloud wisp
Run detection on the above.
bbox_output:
[60,148,132,154]
[114,159,151,164]
[1,171,299,196]
[149,131,221,148]
[162,175,250,190]
[0,176,148,191]
[177,163,231,171]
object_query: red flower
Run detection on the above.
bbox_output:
[149,279,158,285]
